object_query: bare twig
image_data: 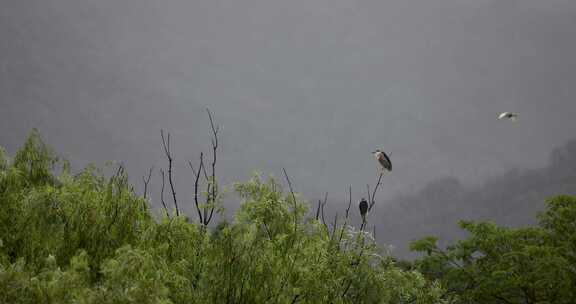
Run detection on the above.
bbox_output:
[188,154,204,224]
[345,185,352,219]
[282,168,298,233]
[201,157,211,223]
[330,212,339,241]
[205,108,219,225]
[159,169,170,217]
[142,166,154,199]
[366,184,371,207]
[188,161,197,177]
[338,185,353,246]
[321,192,328,228]
[360,172,385,231]
[161,129,180,216]
[369,172,384,211]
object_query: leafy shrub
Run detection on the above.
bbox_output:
[0,130,445,303]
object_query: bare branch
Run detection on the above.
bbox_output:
[187,161,197,177]
[321,192,328,228]
[366,184,371,206]
[200,159,210,180]
[189,155,204,224]
[282,168,298,233]
[338,185,353,246]
[368,172,384,211]
[159,169,170,217]
[205,108,220,226]
[113,163,125,180]
[345,185,352,219]
[330,212,339,241]
[161,129,180,217]
[142,166,153,199]
[160,129,171,160]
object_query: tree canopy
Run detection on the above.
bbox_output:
[411,196,576,303]
[0,130,445,303]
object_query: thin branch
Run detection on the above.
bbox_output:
[263,222,273,241]
[321,192,328,228]
[200,159,210,180]
[366,184,371,207]
[205,108,219,226]
[345,186,352,219]
[189,155,204,224]
[368,172,384,211]
[338,186,353,246]
[188,161,197,177]
[113,163,125,180]
[360,172,385,231]
[330,212,339,241]
[200,156,211,224]
[142,166,154,199]
[290,294,301,304]
[161,129,180,216]
[282,168,298,233]
[159,169,170,217]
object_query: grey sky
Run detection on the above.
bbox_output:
[1,0,576,252]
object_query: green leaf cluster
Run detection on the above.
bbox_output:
[411,196,576,303]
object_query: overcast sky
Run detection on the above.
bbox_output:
[1,0,576,224]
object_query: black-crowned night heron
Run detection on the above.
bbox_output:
[359,198,368,222]
[373,149,392,172]
[498,112,519,121]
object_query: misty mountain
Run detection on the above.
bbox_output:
[376,138,576,258]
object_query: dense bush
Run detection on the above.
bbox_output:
[411,195,576,303]
[0,130,446,303]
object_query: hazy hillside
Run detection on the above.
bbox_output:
[377,139,576,258]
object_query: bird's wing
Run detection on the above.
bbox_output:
[378,153,392,171]
[359,200,368,214]
[498,112,509,119]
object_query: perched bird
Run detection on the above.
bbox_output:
[359,198,368,222]
[498,112,519,121]
[373,149,392,172]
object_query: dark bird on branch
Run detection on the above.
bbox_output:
[373,149,392,172]
[359,198,368,222]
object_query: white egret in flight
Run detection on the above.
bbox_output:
[498,112,519,121]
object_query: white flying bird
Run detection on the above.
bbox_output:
[498,112,519,121]
[373,149,392,172]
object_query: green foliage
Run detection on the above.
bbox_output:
[411,195,576,303]
[0,130,446,303]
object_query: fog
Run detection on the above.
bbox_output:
[1,0,575,257]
